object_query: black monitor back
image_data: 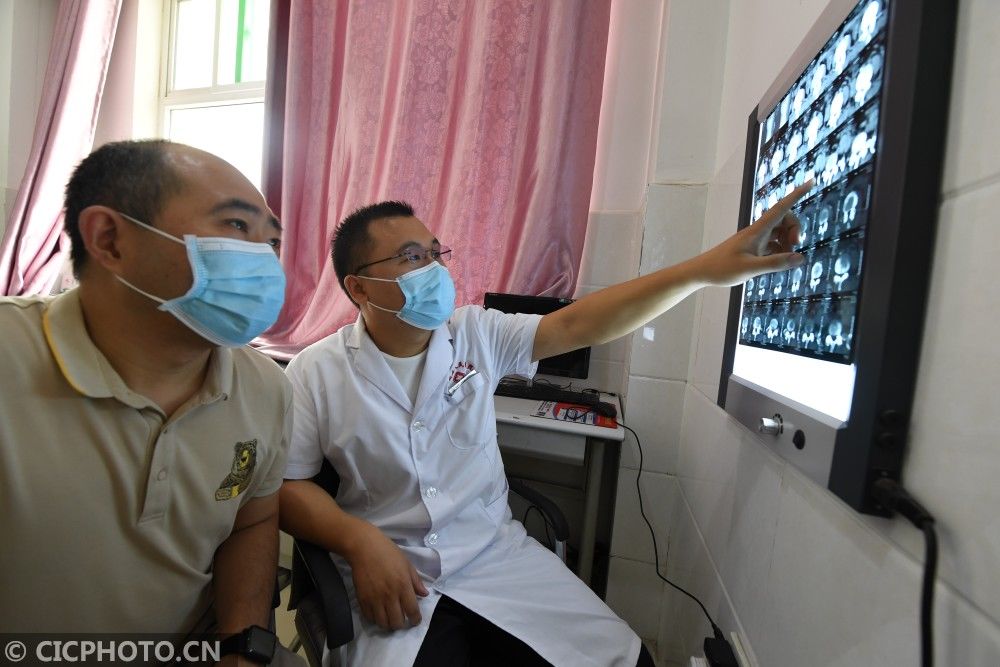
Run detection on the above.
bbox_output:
[483,292,590,379]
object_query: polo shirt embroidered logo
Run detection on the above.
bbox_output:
[215,440,258,501]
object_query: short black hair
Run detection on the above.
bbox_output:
[64,139,187,276]
[331,200,415,304]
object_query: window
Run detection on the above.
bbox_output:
[161,0,270,188]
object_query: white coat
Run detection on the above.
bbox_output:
[285,306,641,667]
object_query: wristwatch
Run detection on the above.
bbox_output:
[219,625,277,664]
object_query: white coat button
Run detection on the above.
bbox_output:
[412,420,425,431]
[156,468,168,481]
[424,487,438,499]
[426,532,439,546]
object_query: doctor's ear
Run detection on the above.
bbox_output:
[344,274,367,306]
[77,206,126,271]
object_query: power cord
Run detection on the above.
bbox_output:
[612,414,938,667]
[870,478,938,667]
[617,421,739,667]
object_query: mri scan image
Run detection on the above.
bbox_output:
[757,162,768,189]
[787,129,804,164]
[783,301,808,350]
[827,84,849,131]
[765,311,782,344]
[794,201,814,249]
[808,243,841,296]
[772,303,794,348]
[833,33,852,75]
[804,246,827,296]
[745,303,767,343]
[853,49,884,107]
[791,85,807,121]
[828,233,865,294]
[798,300,824,352]
[743,0,886,363]
[810,60,829,101]
[858,1,883,47]
[847,106,879,171]
[806,110,824,149]
[782,312,799,347]
[771,270,786,298]
[755,272,771,300]
[787,264,807,298]
[812,199,836,244]
[822,296,857,358]
[836,167,872,232]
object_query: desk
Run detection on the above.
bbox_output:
[494,394,625,586]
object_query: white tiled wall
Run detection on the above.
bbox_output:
[602,1,732,662]
[605,0,1000,665]
[572,210,644,395]
[939,0,1000,195]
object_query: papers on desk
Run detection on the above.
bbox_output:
[532,401,618,429]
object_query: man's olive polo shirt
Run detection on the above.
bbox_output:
[0,289,291,632]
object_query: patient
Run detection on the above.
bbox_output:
[280,184,808,666]
[0,140,292,664]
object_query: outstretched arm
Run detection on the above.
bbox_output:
[533,181,811,361]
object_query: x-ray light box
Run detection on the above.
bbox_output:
[717,0,957,514]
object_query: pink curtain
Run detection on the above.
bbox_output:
[0,0,122,296]
[259,0,611,358]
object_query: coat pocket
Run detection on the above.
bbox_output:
[444,372,495,450]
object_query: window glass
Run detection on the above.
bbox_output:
[168,103,265,188]
[172,0,215,91]
[217,0,270,85]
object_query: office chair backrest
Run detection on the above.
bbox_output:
[312,458,341,498]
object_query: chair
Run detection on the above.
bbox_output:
[287,460,571,667]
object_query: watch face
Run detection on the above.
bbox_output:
[245,626,277,663]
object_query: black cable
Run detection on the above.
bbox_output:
[871,478,938,667]
[920,522,937,667]
[617,421,726,641]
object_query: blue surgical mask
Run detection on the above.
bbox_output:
[115,213,286,347]
[357,262,456,330]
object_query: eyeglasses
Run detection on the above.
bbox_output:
[354,245,452,274]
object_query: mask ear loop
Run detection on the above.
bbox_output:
[115,275,167,304]
[118,212,186,246]
[114,212,186,305]
[351,274,403,315]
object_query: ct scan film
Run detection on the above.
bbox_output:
[739,0,887,363]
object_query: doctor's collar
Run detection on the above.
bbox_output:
[347,311,455,351]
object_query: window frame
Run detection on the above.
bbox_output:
[158,0,268,142]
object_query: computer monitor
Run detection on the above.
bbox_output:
[717,0,957,514]
[483,292,590,379]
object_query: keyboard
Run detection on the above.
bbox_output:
[494,382,618,418]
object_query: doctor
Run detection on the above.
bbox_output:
[280,184,810,666]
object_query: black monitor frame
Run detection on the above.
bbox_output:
[483,292,591,379]
[717,0,957,514]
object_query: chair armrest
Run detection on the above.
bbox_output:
[508,477,570,542]
[289,539,354,649]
